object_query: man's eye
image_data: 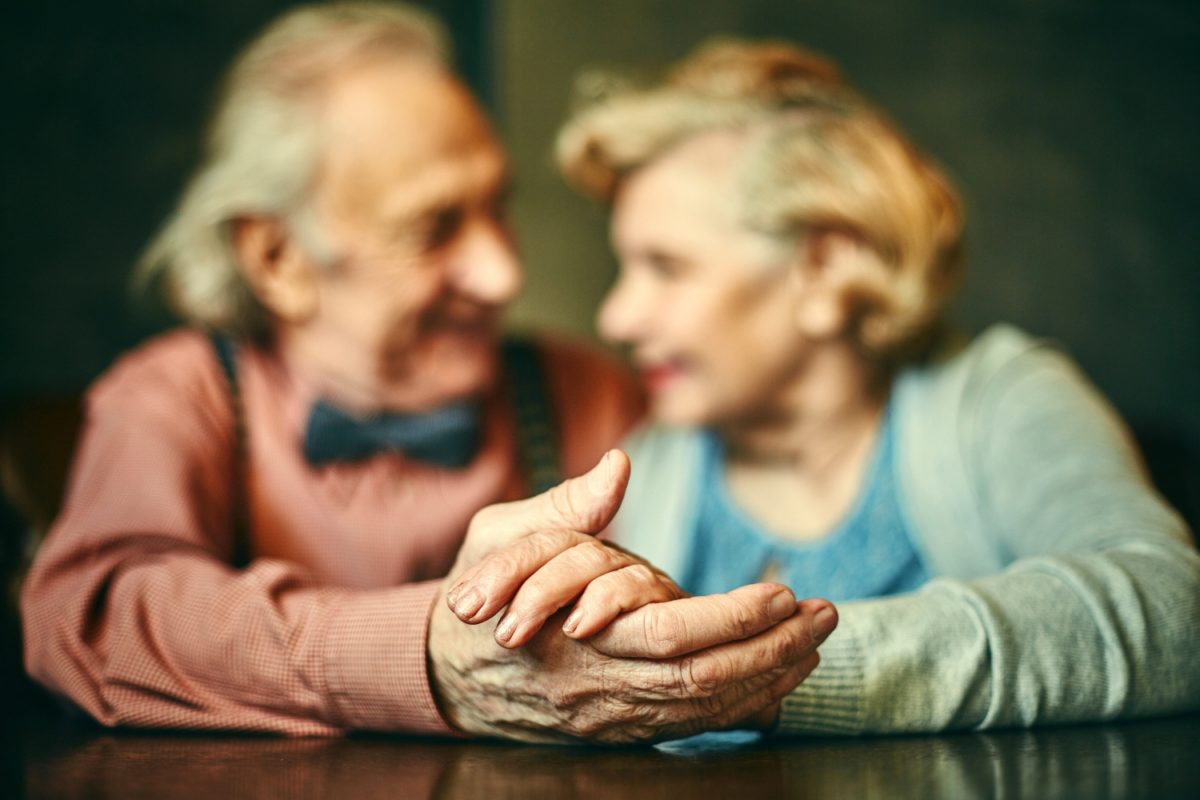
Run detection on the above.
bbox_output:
[427,208,464,249]
[424,207,464,250]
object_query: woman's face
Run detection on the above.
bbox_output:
[598,131,811,428]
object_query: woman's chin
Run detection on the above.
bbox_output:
[649,396,715,429]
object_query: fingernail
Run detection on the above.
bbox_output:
[453,589,484,620]
[562,608,582,635]
[814,605,838,639]
[495,613,518,644]
[769,590,797,622]
[446,584,461,607]
[586,451,613,495]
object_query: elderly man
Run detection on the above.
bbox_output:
[21,2,834,742]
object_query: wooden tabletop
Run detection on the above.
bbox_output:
[6,709,1198,798]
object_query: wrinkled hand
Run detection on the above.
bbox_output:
[428,451,839,744]
[447,450,686,647]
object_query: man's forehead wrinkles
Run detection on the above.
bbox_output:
[378,153,509,222]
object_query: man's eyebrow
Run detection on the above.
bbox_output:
[380,166,515,228]
[383,194,456,228]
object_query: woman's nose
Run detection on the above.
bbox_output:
[596,273,646,344]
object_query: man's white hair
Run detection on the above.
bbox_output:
[138,2,450,338]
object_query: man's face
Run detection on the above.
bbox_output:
[283,57,521,413]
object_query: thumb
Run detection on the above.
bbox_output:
[526,448,630,536]
[472,449,631,551]
[453,449,631,574]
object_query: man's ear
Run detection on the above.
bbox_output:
[229,215,319,323]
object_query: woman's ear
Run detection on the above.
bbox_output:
[790,229,854,341]
[229,215,319,323]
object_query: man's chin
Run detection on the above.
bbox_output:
[379,346,499,411]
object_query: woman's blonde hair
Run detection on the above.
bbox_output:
[557,39,964,361]
[137,2,449,338]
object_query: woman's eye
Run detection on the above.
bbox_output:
[645,254,686,280]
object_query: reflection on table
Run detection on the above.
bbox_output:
[10,711,1199,798]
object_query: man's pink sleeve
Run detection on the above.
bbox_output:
[20,352,454,736]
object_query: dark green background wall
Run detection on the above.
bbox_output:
[500,0,1199,448]
[3,0,1198,449]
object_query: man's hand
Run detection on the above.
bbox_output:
[428,451,838,743]
[446,450,688,647]
[429,582,834,743]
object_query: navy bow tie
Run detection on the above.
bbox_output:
[303,399,483,468]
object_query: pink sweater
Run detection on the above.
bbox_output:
[22,329,642,735]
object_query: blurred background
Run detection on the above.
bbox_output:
[4,0,1198,427]
[2,0,1198,690]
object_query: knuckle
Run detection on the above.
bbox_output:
[610,659,657,694]
[536,530,591,565]
[765,625,801,665]
[575,539,623,570]
[762,616,805,659]
[546,680,588,712]
[643,606,691,658]
[726,597,758,638]
[624,563,657,586]
[483,550,524,585]
[630,664,671,695]
[580,575,621,613]
[711,699,750,731]
[468,503,500,532]
[680,653,731,697]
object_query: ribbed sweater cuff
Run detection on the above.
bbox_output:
[776,619,866,735]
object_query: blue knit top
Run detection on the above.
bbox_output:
[679,406,929,602]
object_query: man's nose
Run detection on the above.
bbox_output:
[448,217,523,305]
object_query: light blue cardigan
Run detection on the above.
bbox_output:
[612,326,1200,733]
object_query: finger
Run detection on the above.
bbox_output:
[665,603,833,699]
[495,546,679,649]
[614,602,833,717]
[561,565,683,641]
[462,450,631,560]
[712,649,821,733]
[447,528,592,623]
[589,583,804,659]
[620,649,822,744]
[447,450,632,620]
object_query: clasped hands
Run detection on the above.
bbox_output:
[428,451,838,744]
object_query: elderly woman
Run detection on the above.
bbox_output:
[451,39,1200,735]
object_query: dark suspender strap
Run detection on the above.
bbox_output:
[209,333,251,567]
[502,338,562,496]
